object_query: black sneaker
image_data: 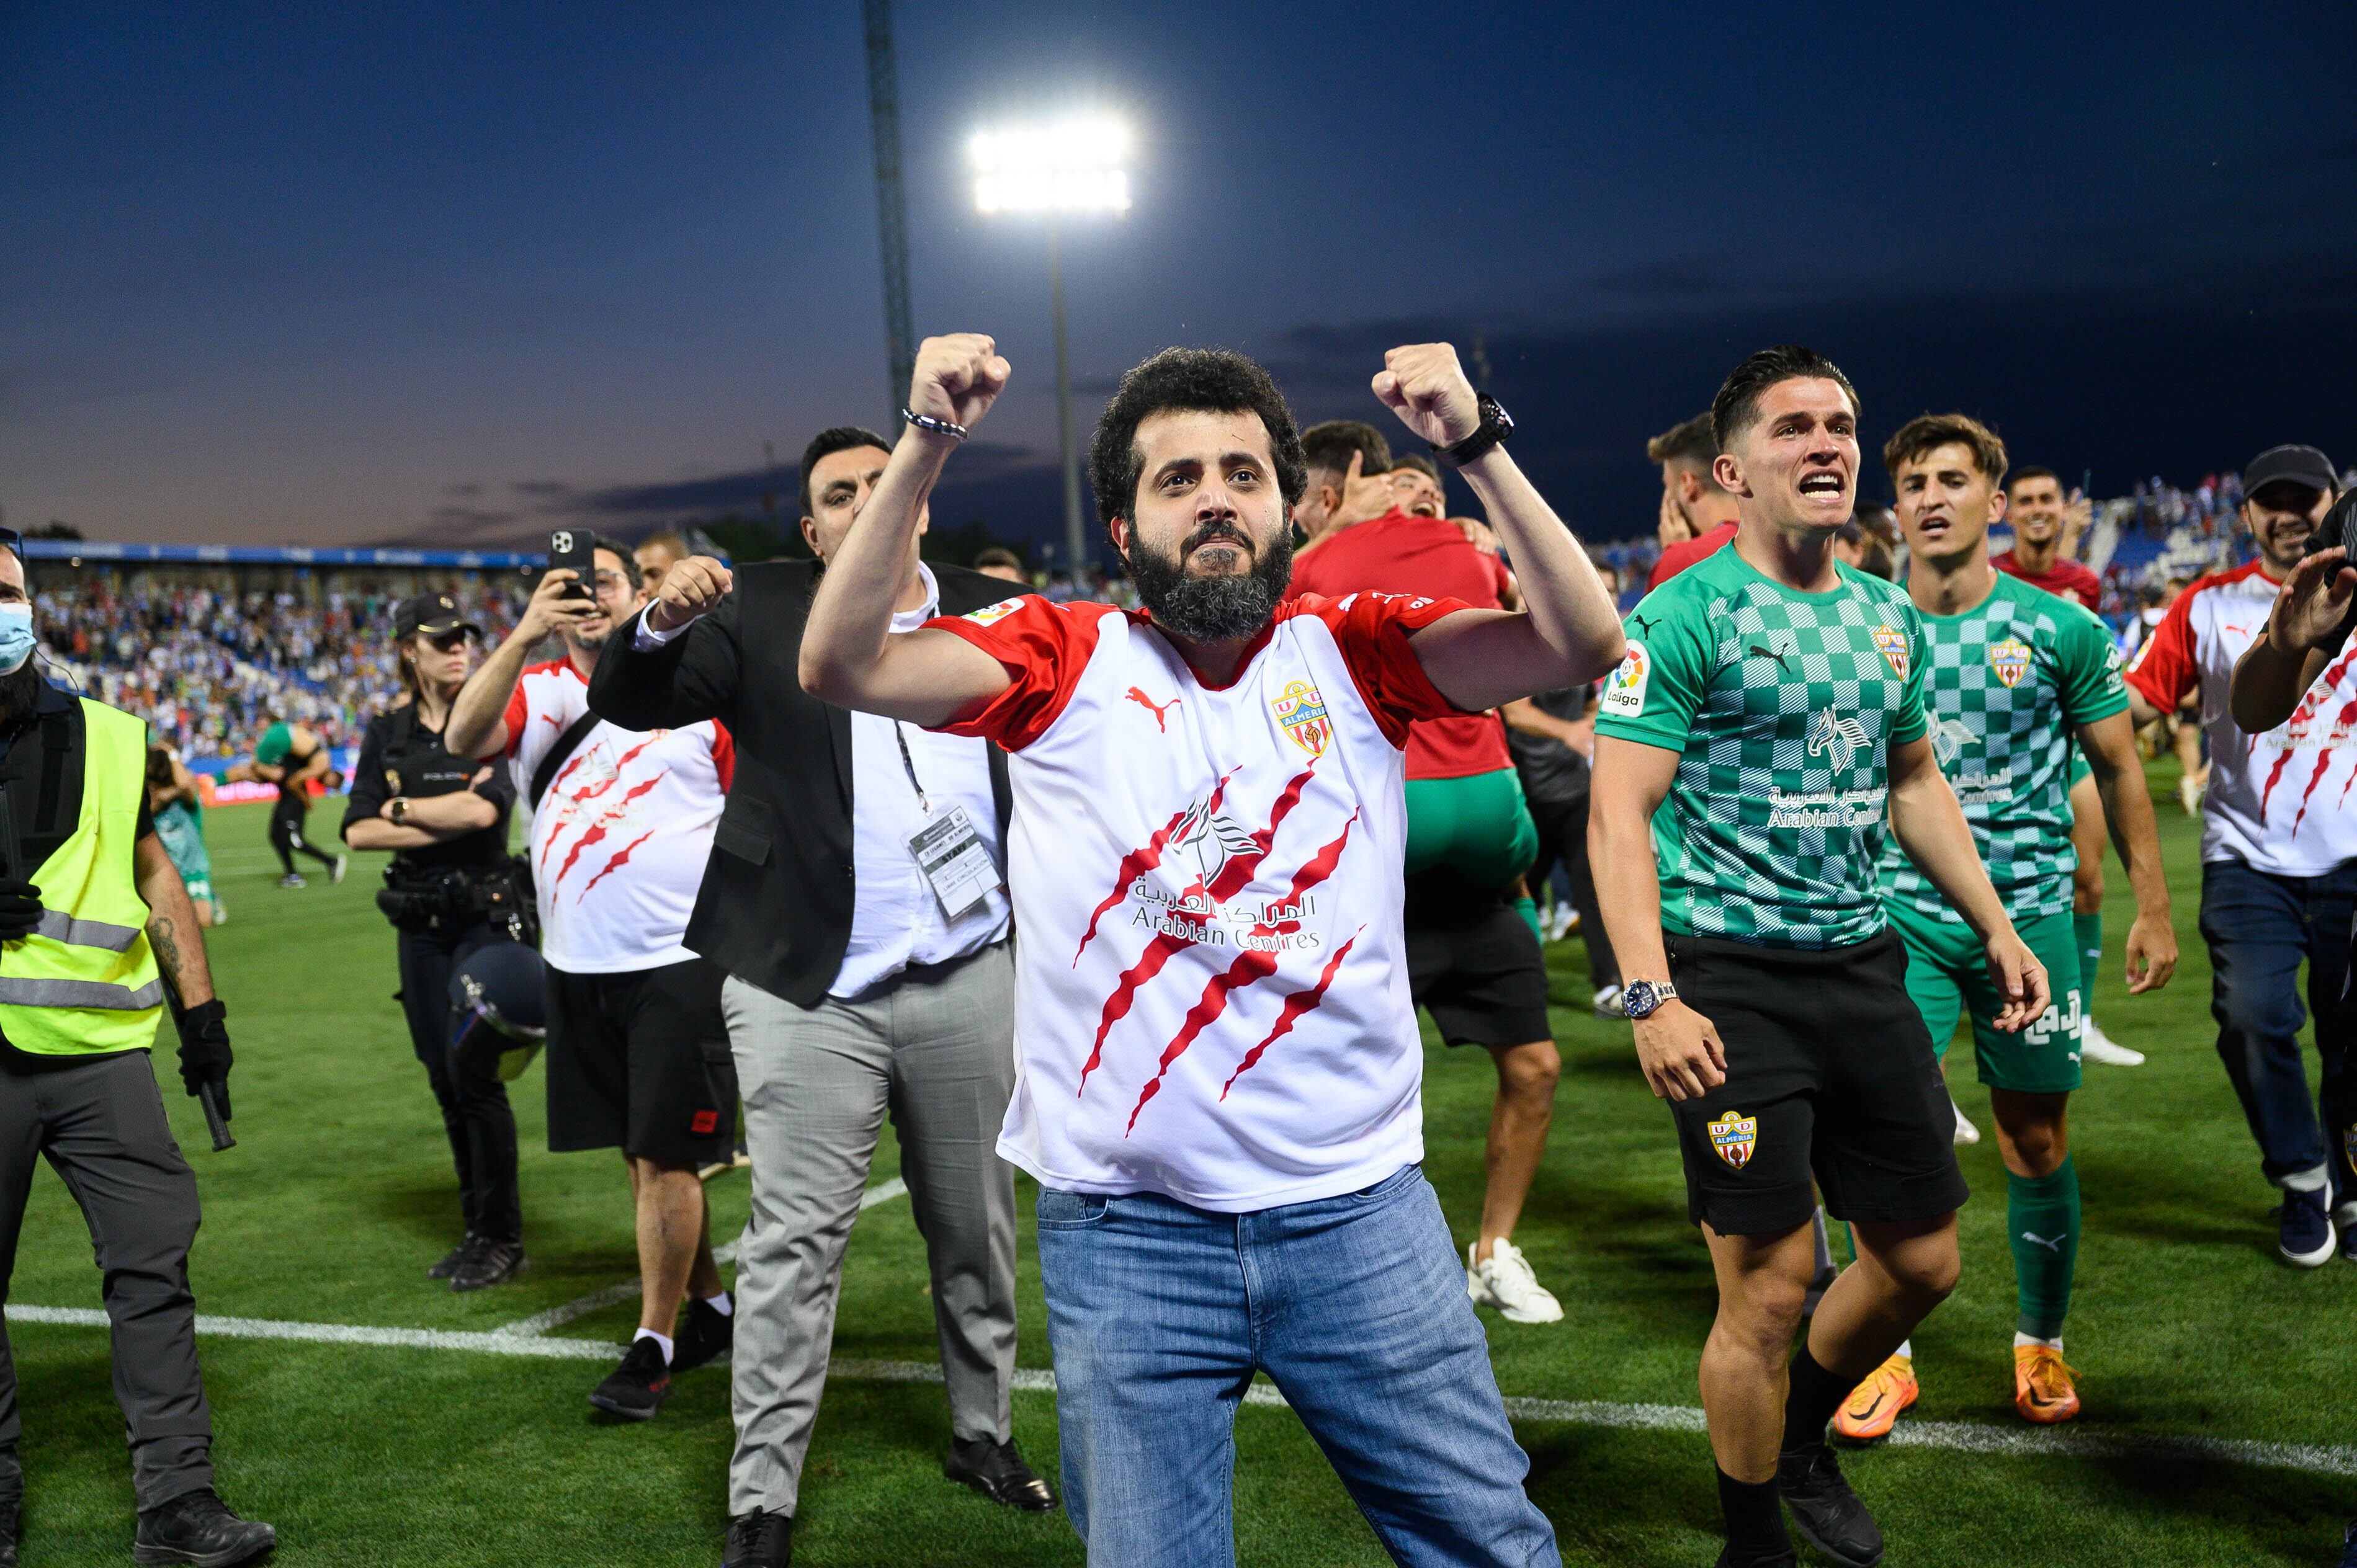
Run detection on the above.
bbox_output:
[2279,1189,2336,1267]
[275,874,305,890]
[132,1487,276,1567]
[673,1298,734,1373]
[426,1234,475,1280]
[1714,1545,1797,1568]
[588,1337,671,1420]
[1777,1443,1883,1567]
[2340,1517,2357,1568]
[944,1437,1057,1512]
[449,1236,527,1292]
[722,1507,793,1567]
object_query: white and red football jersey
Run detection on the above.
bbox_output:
[2127,560,2357,876]
[503,659,735,973]
[928,590,1476,1211]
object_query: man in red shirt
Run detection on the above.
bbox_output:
[1994,468,2102,609]
[1288,476,1564,1325]
[1647,411,1742,589]
[1993,466,2141,1064]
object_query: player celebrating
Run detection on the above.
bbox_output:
[1833,416,2175,1443]
[792,331,1624,1566]
[1590,348,2047,1568]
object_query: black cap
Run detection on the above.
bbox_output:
[2245,444,2339,499]
[391,592,481,641]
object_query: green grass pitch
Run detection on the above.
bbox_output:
[2,778,2351,1566]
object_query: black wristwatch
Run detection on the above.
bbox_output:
[1434,392,1514,468]
[1622,979,1678,1020]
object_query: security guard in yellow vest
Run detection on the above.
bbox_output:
[0,543,274,1567]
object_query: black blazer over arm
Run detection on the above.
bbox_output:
[586,559,1016,1008]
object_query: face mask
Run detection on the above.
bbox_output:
[0,604,33,676]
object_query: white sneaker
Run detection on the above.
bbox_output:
[1952,1095,1982,1146]
[1546,903,1577,942]
[331,855,350,885]
[1466,1239,1564,1324]
[2080,1019,2145,1066]
[1591,984,1625,1019]
[2180,775,2204,816]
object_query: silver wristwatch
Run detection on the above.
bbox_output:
[1622,979,1678,1020]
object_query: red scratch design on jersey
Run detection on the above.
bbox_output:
[552,772,668,886]
[2259,747,2297,818]
[2293,696,2357,831]
[1074,774,1233,968]
[578,829,657,899]
[1221,929,1364,1100]
[1124,687,1181,731]
[1124,810,1357,1134]
[1077,766,1317,1093]
[572,738,659,802]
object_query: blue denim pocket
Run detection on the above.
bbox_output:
[1035,1188,1112,1229]
[1343,1162,1423,1205]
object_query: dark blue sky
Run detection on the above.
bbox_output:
[4,2,2352,555]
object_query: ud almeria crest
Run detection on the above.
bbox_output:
[1270,680,1331,757]
[1707,1109,1758,1169]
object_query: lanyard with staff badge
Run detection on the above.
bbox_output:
[893,721,1002,919]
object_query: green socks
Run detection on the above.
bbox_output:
[1514,895,1541,943]
[2073,911,2103,1013]
[2008,1156,2080,1340]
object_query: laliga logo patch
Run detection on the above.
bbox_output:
[1988,637,2033,688]
[1271,679,1331,757]
[1708,1109,1758,1169]
[1872,623,1910,679]
[1601,639,1650,717]
[965,597,1026,626]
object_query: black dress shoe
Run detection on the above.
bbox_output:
[1714,1546,1796,1568]
[132,1487,277,1567]
[426,1234,475,1280]
[722,1507,792,1567]
[673,1297,734,1373]
[449,1236,527,1293]
[588,1337,671,1420]
[944,1437,1057,1512]
[0,1492,16,1568]
[1776,1442,1883,1567]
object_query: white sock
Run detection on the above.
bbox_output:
[635,1327,675,1365]
[1894,1339,1913,1360]
[2013,1331,2063,1352]
[703,1291,734,1317]
[1810,1206,1833,1278]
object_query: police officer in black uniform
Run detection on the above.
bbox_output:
[341,593,530,1292]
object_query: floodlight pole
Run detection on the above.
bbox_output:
[1050,216,1086,572]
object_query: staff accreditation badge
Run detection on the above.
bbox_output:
[1707,1109,1758,1169]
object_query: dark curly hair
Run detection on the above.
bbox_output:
[1088,349,1307,540]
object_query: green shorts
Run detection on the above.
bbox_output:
[1402,767,1539,889]
[1888,902,2083,1094]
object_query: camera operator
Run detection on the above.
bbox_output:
[341,593,531,1291]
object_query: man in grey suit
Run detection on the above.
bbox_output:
[588,425,1052,1568]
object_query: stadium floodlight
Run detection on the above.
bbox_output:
[971,116,1133,572]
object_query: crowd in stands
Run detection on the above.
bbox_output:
[35,466,2331,763]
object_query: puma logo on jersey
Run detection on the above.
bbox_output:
[2021,1231,2066,1254]
[1806,711,1871,772]
[1125,687,1181,731]
[1748,641,1794,673]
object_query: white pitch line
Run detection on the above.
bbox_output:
[494,1177,910,1338]
[11,1306,2348,1481]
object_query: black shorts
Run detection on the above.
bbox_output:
[545,956,736,1165]
[1403,871,1552,1049]
[1664,928,1967,1236]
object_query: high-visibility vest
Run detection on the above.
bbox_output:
[0,699,165,1056]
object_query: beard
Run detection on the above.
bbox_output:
[1126,522,1293,644]
[0,661,45,729]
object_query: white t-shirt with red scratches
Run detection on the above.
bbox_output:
[926,589,1475,1211]
[503,659,735,973]
[2126,559,2357,876]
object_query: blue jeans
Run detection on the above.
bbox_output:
[1035,1164,1560,1568]
[2198,857,2357,1209]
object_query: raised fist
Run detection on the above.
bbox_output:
[646,555,734,635]
[1371,344,1482,450]
[908,333,1011,434]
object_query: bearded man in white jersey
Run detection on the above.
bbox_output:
[785,332,1625,1566]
